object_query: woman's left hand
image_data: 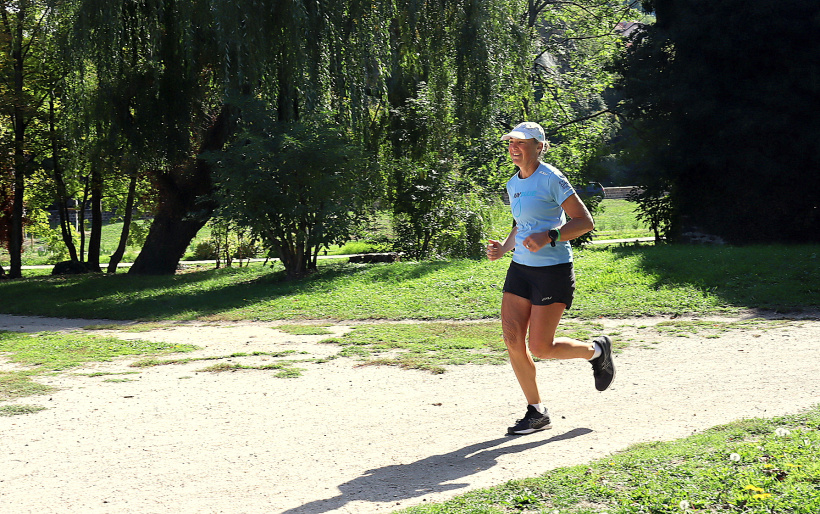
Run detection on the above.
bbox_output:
[522,233,549,252]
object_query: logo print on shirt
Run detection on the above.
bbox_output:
[512,190,536,218]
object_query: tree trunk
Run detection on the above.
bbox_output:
[7,7,26,279]
[50,94,79,262]
[107,173,138,273]
[78,180,89,261]
[85,165,103,272]
[128,105,235,275]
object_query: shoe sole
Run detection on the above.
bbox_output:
[508,424,553,435]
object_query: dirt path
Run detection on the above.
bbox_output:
[1,313,819,514]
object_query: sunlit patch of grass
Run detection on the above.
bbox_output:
[196,361,305,377]
[0,371,55,400]
[0,404,48,416]
[655,318,794,338]
[79,371,141,377]
[130,350,302,368]
[320,320,626,373]
[0,331,198,371]
[2,245,818,320]
[0,330,196,403]
[398,406,820,514]
[323,322,507,372]
[82,322,175,332]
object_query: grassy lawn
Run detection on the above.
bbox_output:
[0,244,816,321]
[593,199,654,240]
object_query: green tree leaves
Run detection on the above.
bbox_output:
[617,0,820,243]
[207,100,381,277]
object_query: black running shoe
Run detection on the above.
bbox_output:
[507,405,552,435]
[591,335,616,391]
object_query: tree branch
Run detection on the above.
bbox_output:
[546,109,620,135]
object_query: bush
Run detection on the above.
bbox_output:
[191,241,218,260]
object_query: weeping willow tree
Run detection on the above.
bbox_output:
[63,0,532,272]
[60,0,638,272]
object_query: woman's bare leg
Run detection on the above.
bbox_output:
[527,302,595,360]
[501,292,541,405]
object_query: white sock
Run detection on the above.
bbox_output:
[588,341,602,361]
[529,403,546,414]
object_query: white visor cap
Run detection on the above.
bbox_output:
[501,122,545,142]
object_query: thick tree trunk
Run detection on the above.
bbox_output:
[107,173,138,273]
[7,9,25,279]
[128,106,235,275]
[85,165,103,272]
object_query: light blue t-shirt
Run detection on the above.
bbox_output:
[506,162,575,267]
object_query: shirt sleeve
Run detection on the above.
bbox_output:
[548,170,576,206]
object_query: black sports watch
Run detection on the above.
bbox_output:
[548,229,560,247]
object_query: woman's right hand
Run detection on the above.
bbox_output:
[486,239,503,261]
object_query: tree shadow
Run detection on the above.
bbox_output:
[599,244,817,313]
[0,260,460,320]
[281,427,593,514]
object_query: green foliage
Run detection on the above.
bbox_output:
[616,0,820,243]
[207,98,381,277]
[627,185,673,241]
[192,218,258,267]
[23,208,78,262]
[390,156,491,260]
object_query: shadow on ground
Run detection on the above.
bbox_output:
[283,427,592,513]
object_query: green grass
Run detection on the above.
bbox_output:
[0,330,199,403]
[0,331,198,370]
[0,370,56,400]
[398,406,820,514]
[593,199,654,240]
[0,244,816,321]
[1,227,818,510]
[0,404,48,416]
[320,320,620,373]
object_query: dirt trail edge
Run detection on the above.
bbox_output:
[1,313,819,514]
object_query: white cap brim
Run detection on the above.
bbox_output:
[501,130,531,141]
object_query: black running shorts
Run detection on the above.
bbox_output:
[502,261,576,308]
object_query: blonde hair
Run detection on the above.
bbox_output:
[538,139,550,158]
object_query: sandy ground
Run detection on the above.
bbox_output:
[1,312,819,514]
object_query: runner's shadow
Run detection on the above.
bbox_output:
[282,427,592,514]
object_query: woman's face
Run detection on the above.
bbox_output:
[507,138,542,169]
